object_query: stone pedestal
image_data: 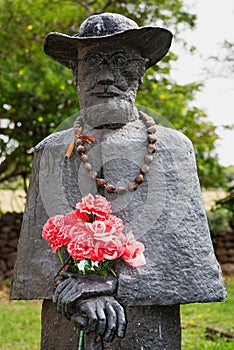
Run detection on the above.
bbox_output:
[41,300,181,350]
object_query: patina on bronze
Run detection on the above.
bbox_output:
[11,12,226,350]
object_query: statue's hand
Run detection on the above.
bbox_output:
[53,272,117,318]
[71,296,126,343]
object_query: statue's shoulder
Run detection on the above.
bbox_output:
[157,124,193,150]
[139,110,193,151]
[155,125,195,162]
[35,128,73,151]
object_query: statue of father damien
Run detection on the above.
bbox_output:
[11,12,226,350]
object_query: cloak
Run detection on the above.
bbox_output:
[11,112,226,305]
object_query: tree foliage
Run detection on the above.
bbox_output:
[0,0,224,190]
[207,185,234,237]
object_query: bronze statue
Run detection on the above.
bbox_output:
[11,13,226,349]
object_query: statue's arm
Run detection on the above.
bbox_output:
[11,148,61,300]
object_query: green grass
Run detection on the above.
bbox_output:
[0,297,41,350]
[0,282,233,349]
[181,281,234,349]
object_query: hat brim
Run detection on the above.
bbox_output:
[44,26,172,69]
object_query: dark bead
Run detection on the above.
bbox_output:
[84,162,92,171]
[90,171,97,180]
[116,187,127,195]
[77,145,85,154]
[97,179,107,188]
[148,134,157,143]
[145,118,155,127]
[148,125,157,134]
[135,174,144,185]
[144,154,153,164]
[128,183,138,192]
[139,113,148,123]
[140,164,150,175]
[76,139,83,146]
[81,154,88,162]
[106,185,116,193]
[147,143,156,154]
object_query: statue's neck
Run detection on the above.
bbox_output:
[79,100,139,129]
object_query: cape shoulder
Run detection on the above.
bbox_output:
[139,110,194,152]
[34,128,74,151]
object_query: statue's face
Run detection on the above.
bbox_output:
[75,43,148,109]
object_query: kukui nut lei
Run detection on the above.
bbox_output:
[66,112,157,194]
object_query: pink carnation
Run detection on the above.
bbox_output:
[64,210,89,226]
[65,221,92,241]
[76,194,112,218]
[42,215,69,252]
[67,241,96,261]
[42,194,146,270]
[65,220,95,260]
[94,238,125,261]
[85,221,116,242]
[122,232,146,267]
[85,220,125,261]
[99,214,124,235]
[61,211,91,248]
[66,219,126,262]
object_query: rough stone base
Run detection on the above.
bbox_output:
[41,300,181,350]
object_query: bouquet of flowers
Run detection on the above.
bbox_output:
[42,194,146,276]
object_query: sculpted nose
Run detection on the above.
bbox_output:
[96,65,114,84]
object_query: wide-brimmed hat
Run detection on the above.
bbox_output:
[44,12,173,69]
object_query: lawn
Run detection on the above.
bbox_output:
[0,281,233,349]
[181,279,234,349]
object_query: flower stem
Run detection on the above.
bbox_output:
[57,249,64,265]
[78,330,84,350]
[110,267,117,278]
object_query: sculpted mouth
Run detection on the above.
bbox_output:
[91,85,121,97]
[92,92,119,97]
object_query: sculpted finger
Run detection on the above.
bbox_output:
[71,313,88,329]
[78,300,98,333]
[52,278,71,304]
[96,299,107,336]
[61,271,74,278]
[59,281,82,316]
[56,279,77,314]
[61,271,84,281]
[64,289,83,317]
[103,299,117,343]
[112,299,126,338]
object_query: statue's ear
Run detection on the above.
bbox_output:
[139,58,149,84]
[139,77,143,84]
[69,60,78,86]
[145,58,150,69]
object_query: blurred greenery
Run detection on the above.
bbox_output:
[207,185,234,236]
[0,177,28,191]
[224,166,234,183]
[207,208,233,236]
[216,185,234,228]
[0,0,226,190]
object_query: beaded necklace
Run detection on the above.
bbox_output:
[66,112,157,195]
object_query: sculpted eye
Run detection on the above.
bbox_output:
[111,53,127,67]
[84,53,101,67]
